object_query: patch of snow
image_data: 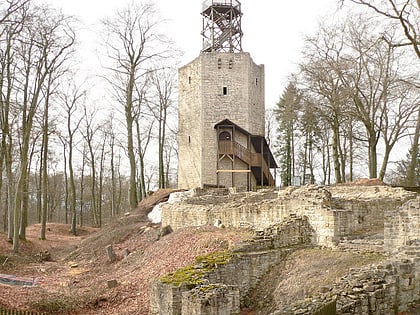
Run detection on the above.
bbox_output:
[148,203,162,223]
[148,189,195,223]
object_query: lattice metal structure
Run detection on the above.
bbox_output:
[201,0,243,53]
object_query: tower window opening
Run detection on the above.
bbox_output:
[218,58,222,69]
[255,78,258,86]
[223,87,228,95]
[229,59,233,69]
[188,136,191,143]
[189,76,191,84]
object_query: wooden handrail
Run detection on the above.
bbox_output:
[219,140,251,164]
[218,140,275,186]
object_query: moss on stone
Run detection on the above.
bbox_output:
[160,251,232,288]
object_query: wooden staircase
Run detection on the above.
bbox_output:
[218,140,275,186]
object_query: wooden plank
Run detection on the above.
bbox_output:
[216,169,251,173]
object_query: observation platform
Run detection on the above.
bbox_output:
[202,0,241,16]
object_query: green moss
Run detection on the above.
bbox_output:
[160,251,233,288]
[196,283,220,292]
[160,265,205,288]
[195,250,232,269]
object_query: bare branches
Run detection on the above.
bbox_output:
[345,0,420,59]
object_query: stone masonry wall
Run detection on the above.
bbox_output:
[150,216,312,315]
[178,56,203,189]
[161,185,416,248]
[181,284,240,315]
[155,186,420,314]
[272,258,419,315]
[177,52,265,190]
[384,196,420,253]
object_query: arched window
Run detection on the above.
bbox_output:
[219,131,231,141]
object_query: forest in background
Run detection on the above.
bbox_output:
[0,0,419,252]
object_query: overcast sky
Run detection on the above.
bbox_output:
[49,0,343,108]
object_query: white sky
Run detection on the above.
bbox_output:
[49,0,343,109]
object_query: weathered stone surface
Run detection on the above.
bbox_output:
[181,284,240,315]
[107,279,118,289]
[178,53,265,189]
[161,185,416,248]
[151,216,312,314]
[153,185,420,315]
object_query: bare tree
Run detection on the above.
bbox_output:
[300,22,351,183]
[0,0,29,241]
[58,80,84,235]
[101,1,171,208]
[81,105,100,227]
[343,0,420,57]
[134,88,154,199]
[337,16,419,180]
[0,1,76,251]
[149,66,177,189]
[342,0,420,184]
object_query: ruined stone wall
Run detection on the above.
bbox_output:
[273,256,420,315]
[181,285,240,315]
[150,217,312,315]
[384,196,420,253]
[331,186,415,239]
[161,186,336,247]
[155,186,420,315]
[161,185,417,249]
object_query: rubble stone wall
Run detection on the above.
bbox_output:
[161,185,416,248]
[275,256,420,315]
[150,217,312,315]
[384,196,420,253]
[181,285,240,315]
[155,185,419,314]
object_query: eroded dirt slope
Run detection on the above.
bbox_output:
[0,189,252,314]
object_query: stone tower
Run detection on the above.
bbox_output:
[178,0,277,190]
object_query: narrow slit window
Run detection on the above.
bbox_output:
[223,87,228,95]
[188,76,191,84]
[255,78,258,86]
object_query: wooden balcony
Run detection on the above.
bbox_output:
[218,140,275,186]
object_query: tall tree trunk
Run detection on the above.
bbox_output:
[349,122,354,182]
[68,127,77,235]
[62,143,69,224]
[135,118,147,200]
[368,132,378,178]
[110,137,116,217]
[126,70,138,209]
[407,108,420,186]
[79,150,85,227]
[332,121,342,183]
[40,91,50,240]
